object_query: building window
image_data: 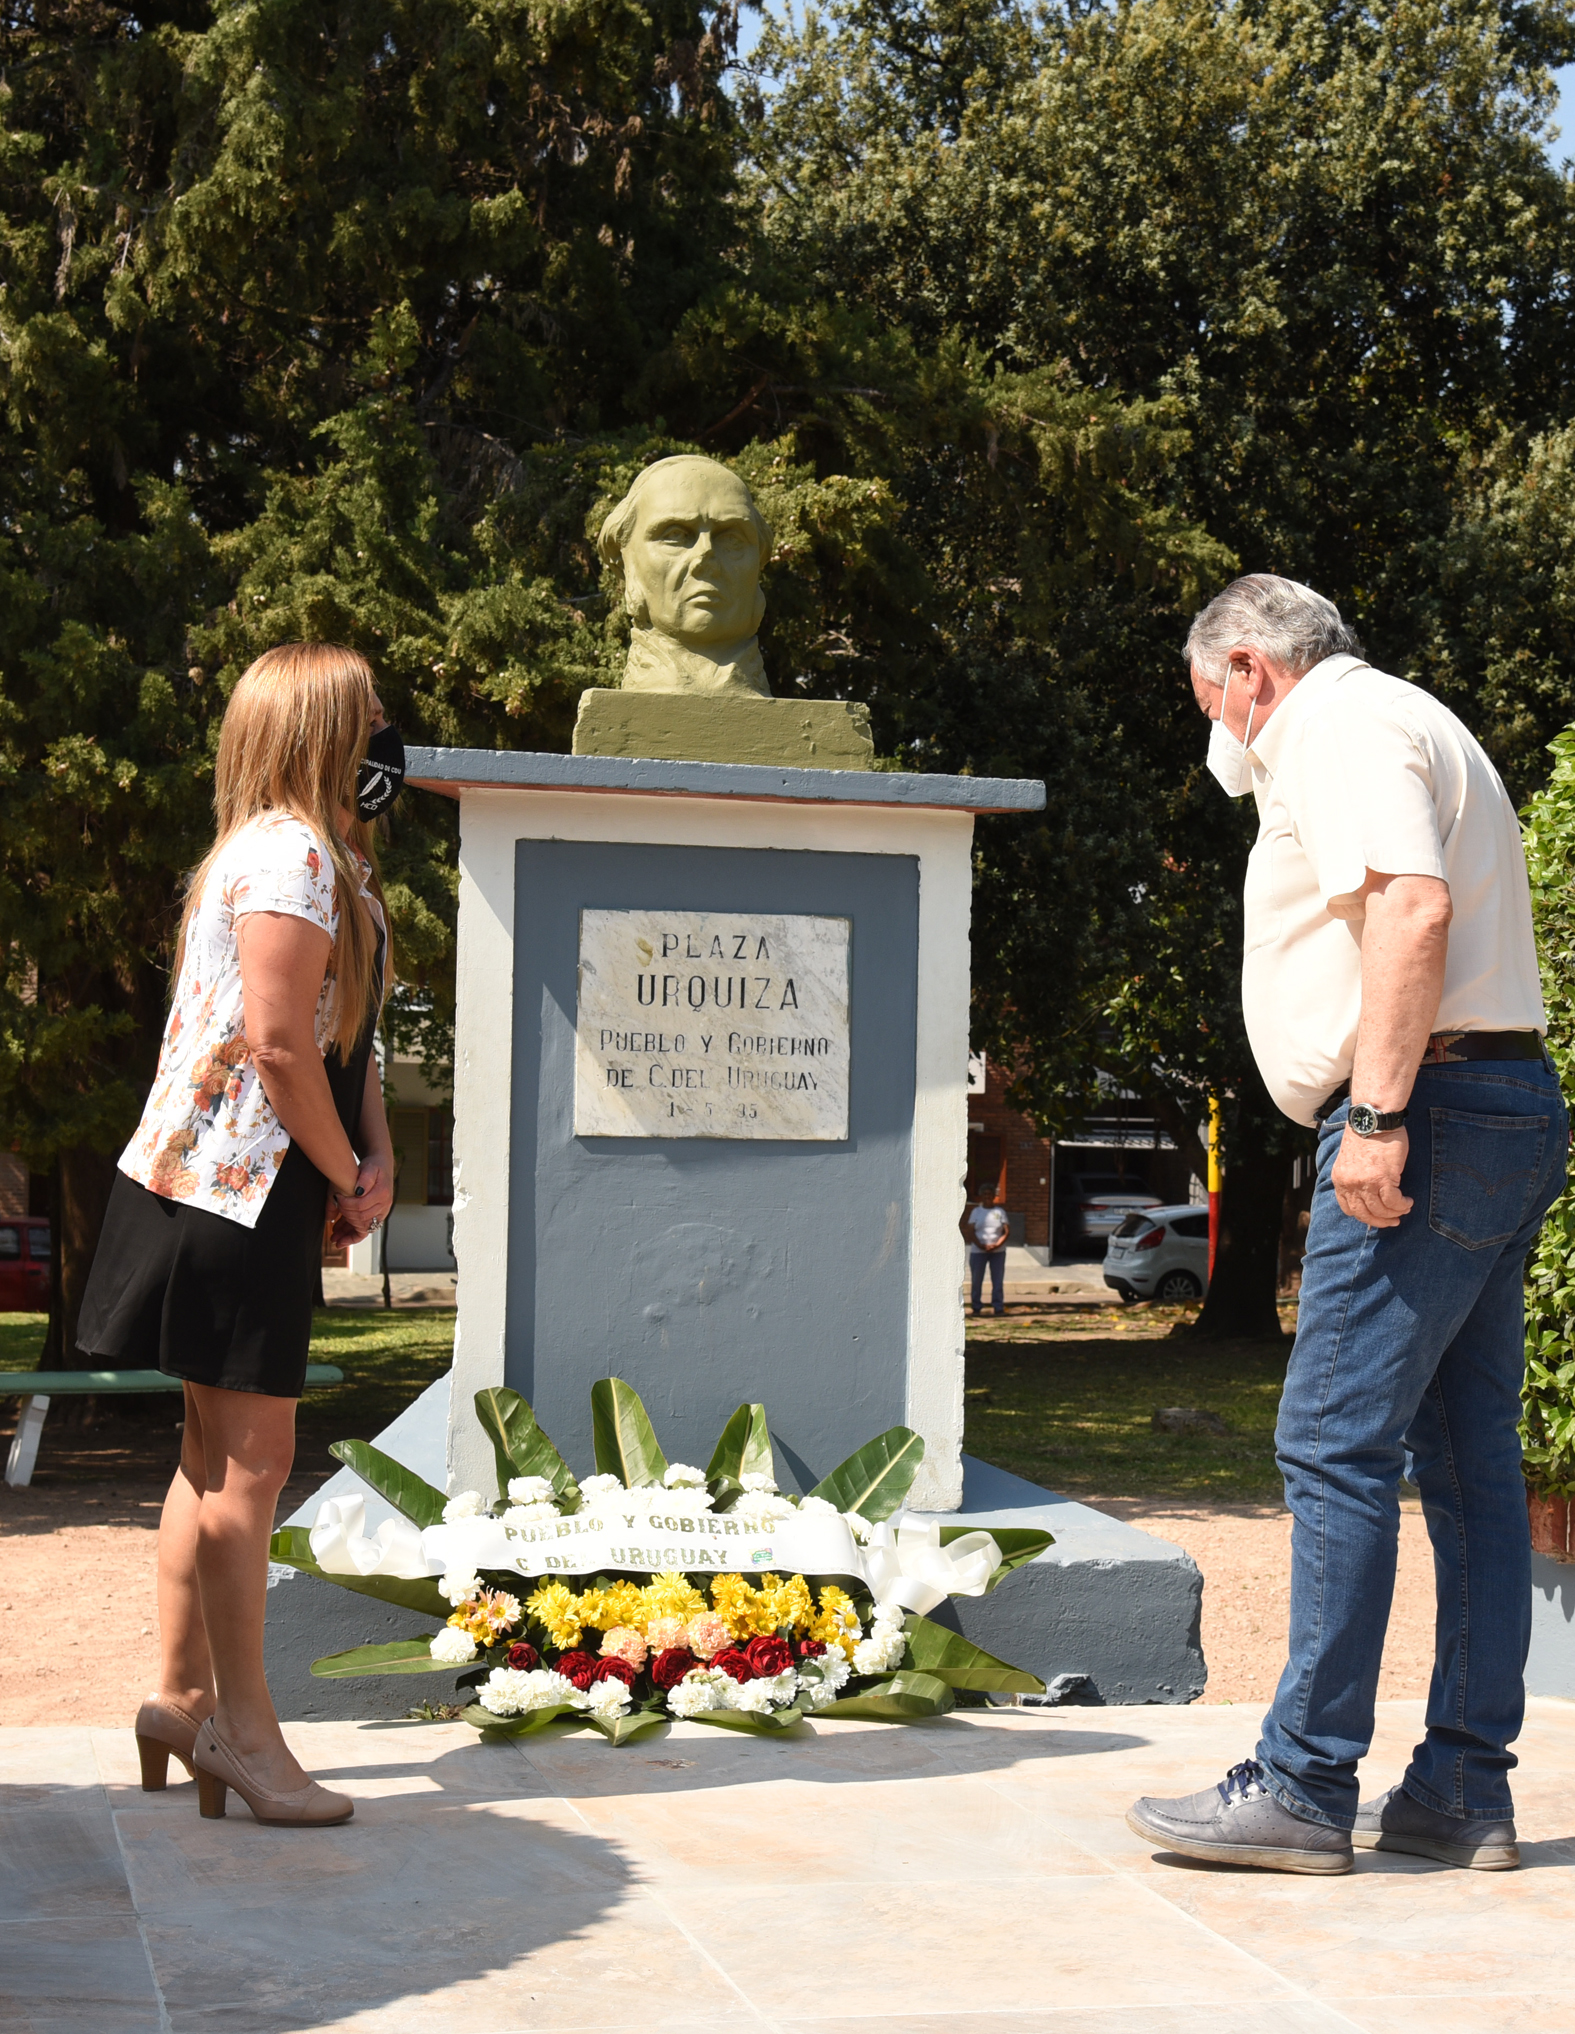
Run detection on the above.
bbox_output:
[391,1107,454,1206]
[427,1109,454,1206]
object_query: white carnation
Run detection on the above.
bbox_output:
[731,1490,796,1527]
[739,1471,779,1494]
[852,1625,907,1676]
[478,1667,584,1717]
[506,1475,556,1504]
[438,1568,481,1606]
[803,1649,850,1699]
[442,1489,487,1523]
[502,1501,560,1526]
[584,1677,632,1719]
[872,1603,908,1633]
[429,1626,478,1665]
[579,1473,626,1503]
[663,1462,708,1488]
[719,1674,776,1714]
[762,1669,799,1703]
[843,1511,873,1544]
[665,1671,725,1718]
[798,1494,839,1516]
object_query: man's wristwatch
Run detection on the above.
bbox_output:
[1347,1103,1408,1137]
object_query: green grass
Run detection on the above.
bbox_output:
[962,1310,1293,1503]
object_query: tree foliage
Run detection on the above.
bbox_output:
[8,0,1575,1352]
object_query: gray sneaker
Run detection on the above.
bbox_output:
[1127,1759,1353,1874]
[1352,1785,1519,1870]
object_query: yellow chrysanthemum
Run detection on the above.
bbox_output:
[709,1572,763,1638]
[758,1574,815,1636]
[525,1581,586,1648]
[641,1571,707,1625]
[808,1584,860,1659]
[600,1580,649,1630]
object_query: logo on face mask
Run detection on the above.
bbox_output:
[1205,671,1257,798]
[356,723,406,820]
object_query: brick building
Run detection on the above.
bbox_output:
[965,1056,1200,1256]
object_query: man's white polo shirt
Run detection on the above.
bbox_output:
[1239,653,1545,1126]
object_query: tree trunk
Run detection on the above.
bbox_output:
[42,1144,122,1367]
[1187,1066,1294,1341]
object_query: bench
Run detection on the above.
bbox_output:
[0,1366,346,1488]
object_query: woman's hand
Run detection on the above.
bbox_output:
[333,1151,394,1239]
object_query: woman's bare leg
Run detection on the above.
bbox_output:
[189,1380,308,1790]
[156,1384,216,1716]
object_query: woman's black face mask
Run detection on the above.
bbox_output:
[356,723,406,821]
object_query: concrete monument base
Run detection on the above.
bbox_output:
[264,1372,1206,1720]
[573,689,875,769]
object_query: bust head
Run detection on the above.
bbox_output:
[598,457,773,695]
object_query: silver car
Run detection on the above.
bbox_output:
[1059,1173,1162,1251]
[1102,1204,1212,1303]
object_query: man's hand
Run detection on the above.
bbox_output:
[1331,1124,1413,1228]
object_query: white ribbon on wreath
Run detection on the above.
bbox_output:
[309,1495,433,1581]
[861,1517,1002,1614]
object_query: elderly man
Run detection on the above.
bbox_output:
[1128,574,1565,1875]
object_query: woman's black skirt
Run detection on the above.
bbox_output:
[78,1028,372,1399]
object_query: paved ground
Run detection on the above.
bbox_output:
[8,1700,1573,2032]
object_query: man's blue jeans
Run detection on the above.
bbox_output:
[970,1248,1005,1313]
[1257,1058,1567,1831]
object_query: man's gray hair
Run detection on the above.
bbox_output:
[1184,574,1362,684]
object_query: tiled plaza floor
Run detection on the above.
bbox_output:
[4,1699,1573,2032]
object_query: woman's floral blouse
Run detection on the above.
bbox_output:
[120,812,381,1229]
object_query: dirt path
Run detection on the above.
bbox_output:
[1093,1496,1436,1706]
[2,1477,1438,1726]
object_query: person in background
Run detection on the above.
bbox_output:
[77,643,407,1829]
[1128,575,1564,1876]
[967,1186,1010,1316]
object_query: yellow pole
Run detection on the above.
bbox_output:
[1207,1095,1222,1280]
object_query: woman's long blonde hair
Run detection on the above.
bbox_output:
[178,643,391,1053]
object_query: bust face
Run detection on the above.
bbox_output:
[622,462,765,652]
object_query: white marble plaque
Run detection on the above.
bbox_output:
[574,909,850,1139]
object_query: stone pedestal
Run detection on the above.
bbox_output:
[403,746,1044,1512]
[573,691,875,770]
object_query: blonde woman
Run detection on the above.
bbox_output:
[79,644,404,1828]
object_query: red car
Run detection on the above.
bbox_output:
[0,1218,51,1311]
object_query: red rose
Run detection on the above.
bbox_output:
[651,1646,699,1692]
[555,1649,599,1691]
[798,1638,828,1659]
[745,1634,793,1678]
[591,1656,637,1690]
[505,1641,540,1671]
[712,1648,757,1682]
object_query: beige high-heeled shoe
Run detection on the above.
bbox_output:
[192,1719,354,1827]
[133,1693,212,1791]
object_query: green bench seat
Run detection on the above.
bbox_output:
[0,1365,345,1487]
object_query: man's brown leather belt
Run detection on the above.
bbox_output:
[1317,1031,1547,1122]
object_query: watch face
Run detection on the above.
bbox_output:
[1349,1104,1379,1136]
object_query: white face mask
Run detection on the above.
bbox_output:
[1205,670,1257,797]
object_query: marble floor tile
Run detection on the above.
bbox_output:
[1145,1852,1575,2002]
[777,2011,1353,2034]
[0,1915,161,2027]
[666,1873,1306,2018]
[0,1768,142,1924]
[1334,1993,1575,2033]
[545,1764,1111,1887]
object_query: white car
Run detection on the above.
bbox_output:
[1102,1204,1212,1304]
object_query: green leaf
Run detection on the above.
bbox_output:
[708,1473,745,1514]
[937,1524,1053,1593]
[590,1376,668,1488]
[806,1427,925,1522]
[899,1615,1045,1693]
[459,1702,586,1739]
[310,1638,456,1679]
[327,1440,447,1528]
[473,1387,581,1508]
[688,1705,806,1736]
[269,1527,450,1621]
[815,1671,955,1719]
[706,1402,775,1485]
[582,1708,668,1746]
